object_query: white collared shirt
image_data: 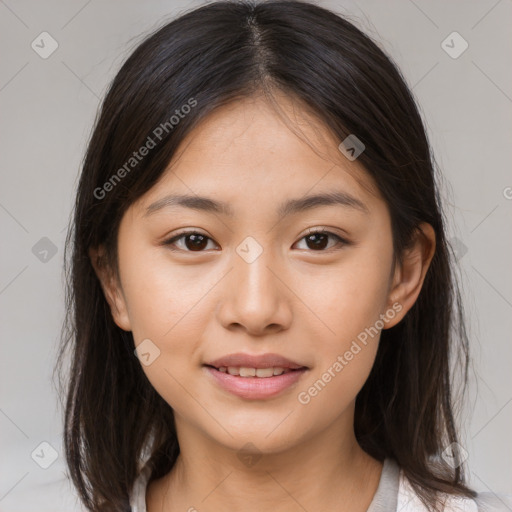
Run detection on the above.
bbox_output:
[129,458,512,511]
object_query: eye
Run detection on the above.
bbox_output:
[163,230,218,252]
[162,228,349,253]
[293,228,348,251]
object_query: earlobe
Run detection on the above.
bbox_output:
[383,223,436,329]
[88,245,132,332]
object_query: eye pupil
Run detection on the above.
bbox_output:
[186,234,208,251]
[306,233,329,250]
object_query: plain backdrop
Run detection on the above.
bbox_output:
[0,0,511,510]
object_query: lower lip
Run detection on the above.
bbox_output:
[203,366,308,400]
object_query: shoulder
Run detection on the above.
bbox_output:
[397,469,512,512]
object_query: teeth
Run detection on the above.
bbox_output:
[219,366,292,377]
[256,368,274,378]
[239,367,256,377]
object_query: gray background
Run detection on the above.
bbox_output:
[0,0,511,510]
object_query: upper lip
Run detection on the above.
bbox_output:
[205,353,307,370]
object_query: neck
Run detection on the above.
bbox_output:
[146,410,383,512]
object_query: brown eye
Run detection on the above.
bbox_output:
[163,231,218,252]
[163,229,349,253]
[294,230,347,251]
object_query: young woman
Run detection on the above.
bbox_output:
[53,1,510,511]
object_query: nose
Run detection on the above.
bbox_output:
[216,246,293,336]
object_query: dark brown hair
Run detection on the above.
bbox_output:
[53,1,477,510]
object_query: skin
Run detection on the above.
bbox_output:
[90,92,435,512]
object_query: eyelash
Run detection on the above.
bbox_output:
[162,228,350,253]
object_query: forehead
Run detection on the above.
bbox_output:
[134,93,382,216]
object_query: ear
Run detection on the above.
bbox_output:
[383,222,436,329]
[88,245,132,332]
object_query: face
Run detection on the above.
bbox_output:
[93,93,431,456]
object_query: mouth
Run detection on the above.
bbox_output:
[203,364,309,400]
[203,364,305,377]
[204,352,307,371]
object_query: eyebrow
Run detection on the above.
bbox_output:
[144,190,369,218]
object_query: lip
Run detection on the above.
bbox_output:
[205,352,307,370]
[203,366,308,400]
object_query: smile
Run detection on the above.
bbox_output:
[203,365,308,400]
[215,366,296,377]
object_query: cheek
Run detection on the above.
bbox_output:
[119,241,212,339]
[117,244,222,401]
[291,245,392,405]
[294,279,385,424]
[298,246,393,351]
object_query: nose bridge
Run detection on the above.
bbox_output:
[233,234,279,304]
[217,233,292,334]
